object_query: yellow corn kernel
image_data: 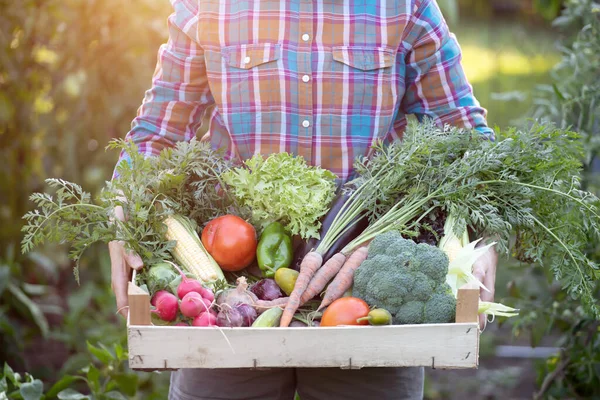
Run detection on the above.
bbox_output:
[163,215,225,284]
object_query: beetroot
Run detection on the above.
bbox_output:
[235,303,258,327]
[216,307,244,327]
[193,311,217,327]
[151,290,178,322]
[180,292,205,318]
[250,279,284,301]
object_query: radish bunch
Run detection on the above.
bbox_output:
[150,263,217,326]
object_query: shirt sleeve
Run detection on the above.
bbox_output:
[112,0,214,179]
[400,0,495,140]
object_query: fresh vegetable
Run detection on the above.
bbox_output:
[250,279,285,301]
[439,215,519,318]
[180,291,206,318]
[320,297,370,327]
[176,278,205,300]
[292,191,369,269]
[251,307,283,327]
[216,277,259,308]
[222,152,337,240]
[254,297,289,314]
[352,231,456,325]
[317,246,369,310]
[201,297,213,312]
[150,289,173,307]
[274,268,299,296]
[289,320,308,327]
[296,121,600,320]
[21,138,234,282]
[146,262,179,294]
[164,214,225,284]
[163,261,207,300]
[201,215,257,271]
[280,252,323,327]
[150,290,178,322]
[256,222,293,277]
[478,302,519,318]
[236,303,258,326]
[356,308,392,325]
[439,215,493,296]
[193,311,217,327]
[199,286,215,303]
[216,306,244,327]
[299,253,346,304]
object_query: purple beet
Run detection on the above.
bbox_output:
[250,279,284,301]
[235,303,258,327]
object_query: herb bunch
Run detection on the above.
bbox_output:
[21,138,234,281]
[344,119,600,316]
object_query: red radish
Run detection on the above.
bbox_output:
[166,261,206,299]
[150,289,172,307]
[177,279,205,300]
[199,287,215,303]
[193,311,217,326]
[201,297,213,312]
[180,292,205,318]
[151,290,178,321]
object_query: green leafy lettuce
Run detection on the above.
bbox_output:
[222,153,337,239]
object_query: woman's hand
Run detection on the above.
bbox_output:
[109,206,144,318]
[472,240,498,330]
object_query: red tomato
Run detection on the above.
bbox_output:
[201,215,257,271]
[320,297,370,327]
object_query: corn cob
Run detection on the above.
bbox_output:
[163,214,225,284]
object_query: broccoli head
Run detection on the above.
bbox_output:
[353,230,456,324]
[424,293,456,323]
[396,301,424,324]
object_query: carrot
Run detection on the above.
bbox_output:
[280,251,323,327]
[254,297,289,314]
[317,246,369,311]
[299,253,347,305]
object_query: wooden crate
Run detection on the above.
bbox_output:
[127,279,480,371]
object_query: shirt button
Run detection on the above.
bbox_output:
[302,75,310,83]
[302,120,310,128]
[302,33,310,42]
[244,56,251,64]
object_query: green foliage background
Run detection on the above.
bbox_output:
[1,0,596,399]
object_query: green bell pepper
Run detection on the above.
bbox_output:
[257,222,293,278]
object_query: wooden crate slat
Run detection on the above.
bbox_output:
[128,282,151,326]
[128,323,479,370]
[456,288,480,323]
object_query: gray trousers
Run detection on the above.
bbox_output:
[168,367,424,400]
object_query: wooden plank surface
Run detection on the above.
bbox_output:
[456,288,480,323]
[128,323,479,370]
[128,282,151,326]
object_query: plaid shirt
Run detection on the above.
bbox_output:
[115,0,493,182]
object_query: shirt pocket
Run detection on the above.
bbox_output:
[221,43,282,69]
[332,46,394,71]
[205,43,283,135]
[329,46,398,138]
